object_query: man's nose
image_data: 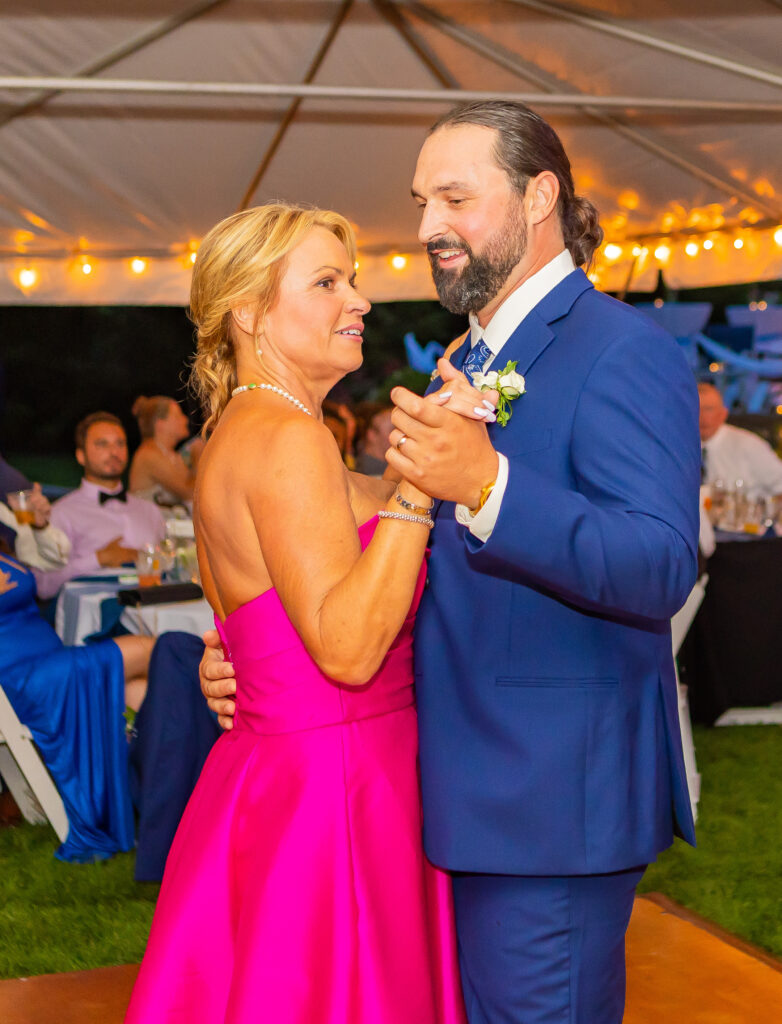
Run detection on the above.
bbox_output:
[418,203,448,246]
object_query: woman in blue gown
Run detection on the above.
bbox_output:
[0,496,153,862]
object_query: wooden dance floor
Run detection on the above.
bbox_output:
[1,895,781,1023]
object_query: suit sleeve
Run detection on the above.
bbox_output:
[465,328,701,621]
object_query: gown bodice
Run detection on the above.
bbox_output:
[214,517,426,736]
[0,554,62,669]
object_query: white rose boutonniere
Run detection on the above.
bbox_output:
[472,359,526,426]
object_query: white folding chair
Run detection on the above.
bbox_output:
[0,683,68,841]
[670,575,708,822]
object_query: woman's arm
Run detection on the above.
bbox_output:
[230,414,431,685]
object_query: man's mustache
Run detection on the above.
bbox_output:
[426,237,473,257]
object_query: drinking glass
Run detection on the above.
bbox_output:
[135,545,162,586]
[7,489,35,526]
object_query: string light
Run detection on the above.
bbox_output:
[17,267,38,289]
[774,228,782,246]
[130,257,147,274]
[733,237,744,250]
[603,243,622,260]
[631,245,642,257]
[702,238,714,250]
[354,260,360,270]
[654,245,670,262]
[390,254,408,270]
[685,242,699,257]
[80,257,93,275]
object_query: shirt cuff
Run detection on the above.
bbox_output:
[454,452,509,543]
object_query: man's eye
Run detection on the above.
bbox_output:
[448,198,465,206]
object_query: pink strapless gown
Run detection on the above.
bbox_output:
[126,518,466,1024]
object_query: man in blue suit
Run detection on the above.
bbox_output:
[200,101,700,1022]
[385,101,700,1023]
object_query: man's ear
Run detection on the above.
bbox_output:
[75,448,85,468]
[526,171,560,226]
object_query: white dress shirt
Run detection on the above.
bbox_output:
[702,424,782,501]
[454,250,576,540]
[33,479,166,599]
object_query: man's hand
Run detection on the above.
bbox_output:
[200,628,236,731]
[96,536,137,567]
[386,360,500,508]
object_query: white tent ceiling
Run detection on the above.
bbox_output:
[2,0,782,305]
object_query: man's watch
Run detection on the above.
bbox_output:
[469,480,496,517]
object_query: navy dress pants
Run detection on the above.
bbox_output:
[129,632,221,882]
[452,866,645,1024]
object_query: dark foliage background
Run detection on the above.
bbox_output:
[0,302,466,458]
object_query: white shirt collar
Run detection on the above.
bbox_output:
[468,249,576,358]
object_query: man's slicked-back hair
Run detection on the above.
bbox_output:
[429,101,603,268]
[75,411,124,451]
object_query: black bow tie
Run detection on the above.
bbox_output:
[99,489,127,505]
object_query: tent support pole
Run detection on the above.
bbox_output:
[503,0,782,90]
[0,0,228,131]
[403,1,782,220]
[370,0,458,88]
[237,0,354,210]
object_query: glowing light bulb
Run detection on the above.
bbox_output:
[733,237,744,250]
[685,242,699,257]
[390,254,408,270]
[774,227,782,246]
[604,243,622,260]
[702,238,714,250]
[189,250,197,265]
[81,259,93,275]
[354,260,360,271]
[131,257,147,274]
[654,245,670,262]
[18,267,38,289]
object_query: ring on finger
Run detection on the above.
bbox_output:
[396,434,408,450]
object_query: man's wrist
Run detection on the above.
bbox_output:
[469,480,496,516]
[463,451,500,509]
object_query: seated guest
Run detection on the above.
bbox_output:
[1,495,153,862]
[129,395,197,507]
[354,401,395,477]
[699,382,782,499]
[33,412,166,600]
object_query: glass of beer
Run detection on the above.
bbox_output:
[135,544,162,586]
[7,489,36,526]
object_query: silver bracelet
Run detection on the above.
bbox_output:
[378,510,434,529]
[395,490,434,516]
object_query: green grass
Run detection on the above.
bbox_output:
[0,825,158,979]
[0,725,780,978]
[639,724,782,957]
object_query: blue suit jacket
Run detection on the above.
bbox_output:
[414,269,700,875]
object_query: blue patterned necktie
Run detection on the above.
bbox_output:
[461,338,493,383]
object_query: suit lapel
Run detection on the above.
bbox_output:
[496,268,593,376]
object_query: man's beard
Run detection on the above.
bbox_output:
[427,203,527,316]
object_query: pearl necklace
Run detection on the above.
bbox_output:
[231,382,312,417]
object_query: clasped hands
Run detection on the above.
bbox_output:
[386,356,500,510]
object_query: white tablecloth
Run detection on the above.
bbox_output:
[55,577,214,646]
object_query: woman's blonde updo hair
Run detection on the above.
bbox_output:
[132,395,175,438]
[189,202,357,435]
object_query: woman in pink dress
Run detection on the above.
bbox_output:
[126,203,492,1024]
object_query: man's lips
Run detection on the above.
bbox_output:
[430,248,468,267]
